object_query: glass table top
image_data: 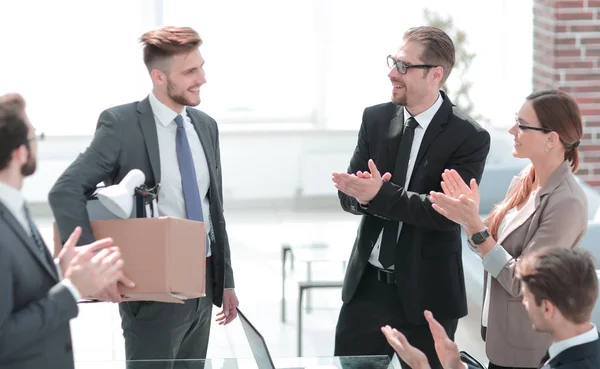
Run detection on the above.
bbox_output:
[75,355,401,369]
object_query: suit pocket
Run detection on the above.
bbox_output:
[126,301,145,318]
[421,229,461,258]
[506,301,551,350]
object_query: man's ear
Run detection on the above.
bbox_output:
[11,144,27,166]
[542,299,556,319]
[150,69,166,86]
[432,66,444,86]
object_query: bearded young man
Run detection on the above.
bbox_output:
[49,26,238,367]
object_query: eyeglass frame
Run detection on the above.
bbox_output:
[514,115,553,133]
[24,130,45,146]
[387,55,438,75]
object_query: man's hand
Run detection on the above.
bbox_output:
[64,243,126,298]
[381,325,430,369]
[58,226,113,273]
[216,289,239,325]
[94,283,126,303]
[58,227,135,302]
[424,310,465,369]
[332,159,391,204]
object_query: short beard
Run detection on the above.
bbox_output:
[21,149,36,177]
[167,78,193,107]
[392,95,407,106]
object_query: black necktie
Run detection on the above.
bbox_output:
[23,204,54,268]
[379,116,419,268]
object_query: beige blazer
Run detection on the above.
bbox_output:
[481,161,588,367]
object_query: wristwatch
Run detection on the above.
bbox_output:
[469,228,490,246]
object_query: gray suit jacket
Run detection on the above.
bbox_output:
[48,97,234,306]
[481,161,588,367]
[0,201,78,369]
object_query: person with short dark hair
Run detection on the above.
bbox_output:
[382,248,600,369]
[49,26,238,367]
[518,247,600,368]
[0,93,126,369]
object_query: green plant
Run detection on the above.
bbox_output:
[423,9,488,124]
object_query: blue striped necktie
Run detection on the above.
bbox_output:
[174,114,210,255]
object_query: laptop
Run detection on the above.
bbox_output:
[237,308,400,369]
[238,308,280,369]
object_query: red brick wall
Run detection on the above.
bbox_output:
[533,0,600,186]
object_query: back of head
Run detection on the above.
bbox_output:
[403,26,455,85]
[526,89,583,171]
[139,26,203,73]
[0,93,28,171]
[519,247,598,325]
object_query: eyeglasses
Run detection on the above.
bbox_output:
[387,55,438,75]
[25,130,45,145]
[514,116,552,133]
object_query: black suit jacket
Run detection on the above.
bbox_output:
[0,201,78,369]
[541,338,600,368]
[48,97,234,307]
[340,91,491,324]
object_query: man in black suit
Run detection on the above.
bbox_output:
[49,27,238,367]
[0,93,127,369]
[519,248,600,369]
[331,26,491,369]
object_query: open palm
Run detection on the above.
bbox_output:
[440,169,480,207]
[381,325,430,369]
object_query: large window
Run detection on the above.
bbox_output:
[162,0,318,125]
[0,0,532,135]
[0,1,149,136]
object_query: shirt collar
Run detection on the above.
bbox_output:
[402,92,443,130]
[148,92,188,128]
[0,180,25,217]
[548,323,599,361]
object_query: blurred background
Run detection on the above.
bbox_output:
[2,0,600,367]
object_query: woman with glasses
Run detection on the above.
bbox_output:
[428,89,587,369]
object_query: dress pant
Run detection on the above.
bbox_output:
[334,263,458,369]
[119,262,214,369]
[488,363,537,369]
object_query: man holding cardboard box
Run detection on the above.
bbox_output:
[0,93,128,369]
[49,26,238,365]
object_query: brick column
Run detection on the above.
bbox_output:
[533,0,600,186]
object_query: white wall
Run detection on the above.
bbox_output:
[24,129,357,205]
[25,127,516,206]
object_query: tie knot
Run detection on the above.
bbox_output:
[174,115,185,128]
[406,116,419,130]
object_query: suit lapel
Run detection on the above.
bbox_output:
[387,104,403,173]
[137,98,162,185]
[0,203,58,281]
[189,111,217,199]
[412,92,451,173]
[496,194,539,245]
[496,161,572,245]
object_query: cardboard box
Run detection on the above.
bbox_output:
[53,217,206,303]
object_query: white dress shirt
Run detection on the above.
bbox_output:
[149,93,212,257]
[368,93,443,269]
[0,181,80,302]
[547,323,598,363]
